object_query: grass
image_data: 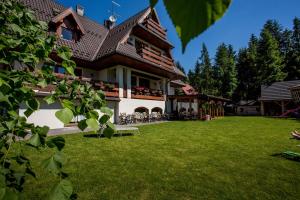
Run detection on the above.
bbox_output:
[23,117,300,200]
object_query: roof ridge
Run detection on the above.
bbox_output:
[110,6,150,32]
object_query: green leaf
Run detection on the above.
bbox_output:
[100,107,113,117]
[0,188,19,200]
[27,134,41,147]
[44,95,56,104]
[99,115,110,124]
[103,127,115,139]
[42,155,61,174]
[150,0,158,7]
[55,108,74,124]
[61,60,75,76]
[48,180,73,200]
[46,137,65,151]
[57,46,73,60]
[162,0,231,52]
[26,98,40,111]
[37,79,47,88]
[86,118,99,131]
[61,99,74,110]
[78,119,87,131]
[24,108,34,118]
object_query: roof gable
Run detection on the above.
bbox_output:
[51,7,86,35]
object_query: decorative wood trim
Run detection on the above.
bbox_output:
[132,94,164,101]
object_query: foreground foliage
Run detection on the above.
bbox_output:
[0,0,114,199]
[150,0,232,52]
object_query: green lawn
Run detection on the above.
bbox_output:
[23,117,300,200]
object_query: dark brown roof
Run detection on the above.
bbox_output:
[18,0,184,78]
[96,7,150,59]
[259,80,300,101]
[19,0,109,61]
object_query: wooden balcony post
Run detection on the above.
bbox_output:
[162,78,166,101]
[117,66,123,98]
[127,69,131,99]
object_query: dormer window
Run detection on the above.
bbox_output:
[61,27,74,41]
[51,7,86,42]
[127,36,135,46]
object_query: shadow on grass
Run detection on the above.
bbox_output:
[271,152,300,163]
[83,133,134,138]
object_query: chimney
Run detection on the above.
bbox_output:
[76,5,84,16]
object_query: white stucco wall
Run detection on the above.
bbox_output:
[19,100,64,129]
[19,98,117,129]
[118,98,166,115]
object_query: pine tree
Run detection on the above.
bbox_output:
[214,43,237,98]
[257,29,286,85]
[188,60,201,91]
[285,17,300,80]
[214,43,228,96]
[263,20,285,53]
[235,35,260,101]
[224,45,238,98]
[199,43,214,94]
[235,48,249,100]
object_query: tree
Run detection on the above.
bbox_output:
[223,45,238,98]
[235,34,261,101]
[199,43,214,95]
[188,60,201,91]
[285,17,300,80]
[0,0,114,199]
[257,29,286,85]
[214,43,228,96]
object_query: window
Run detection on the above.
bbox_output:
[74,68,82,77]
[107,68,116,82]
[139,78,150,88]
[61,27,73,41]
[127,36,135,46]
[131,76,137,87]
[54,66,65,74]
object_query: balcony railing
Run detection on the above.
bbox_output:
[143,18,167,40]
[131,86,164,101]
[137,46,174,69]
[54,73,119,98]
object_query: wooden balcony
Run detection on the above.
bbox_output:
[54,73,119,98]
[137,46,174,69]
[131,86,164,101]
[93,80,119,98]
[143,18,167,40]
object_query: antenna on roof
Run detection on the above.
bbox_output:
[108,1,121,23]
[105,1,121,29]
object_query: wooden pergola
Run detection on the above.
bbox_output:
[167,94,230,120]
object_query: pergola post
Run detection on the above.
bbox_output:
[281,100,285,115]
[260,101,265,116]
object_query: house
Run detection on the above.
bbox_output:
[259,80,300,116]
[167,81,229,119]
[236,100,260,116]
[17,0,185,129]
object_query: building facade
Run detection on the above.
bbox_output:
[17,0,184,129]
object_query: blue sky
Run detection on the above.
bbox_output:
[58,0,300,72]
